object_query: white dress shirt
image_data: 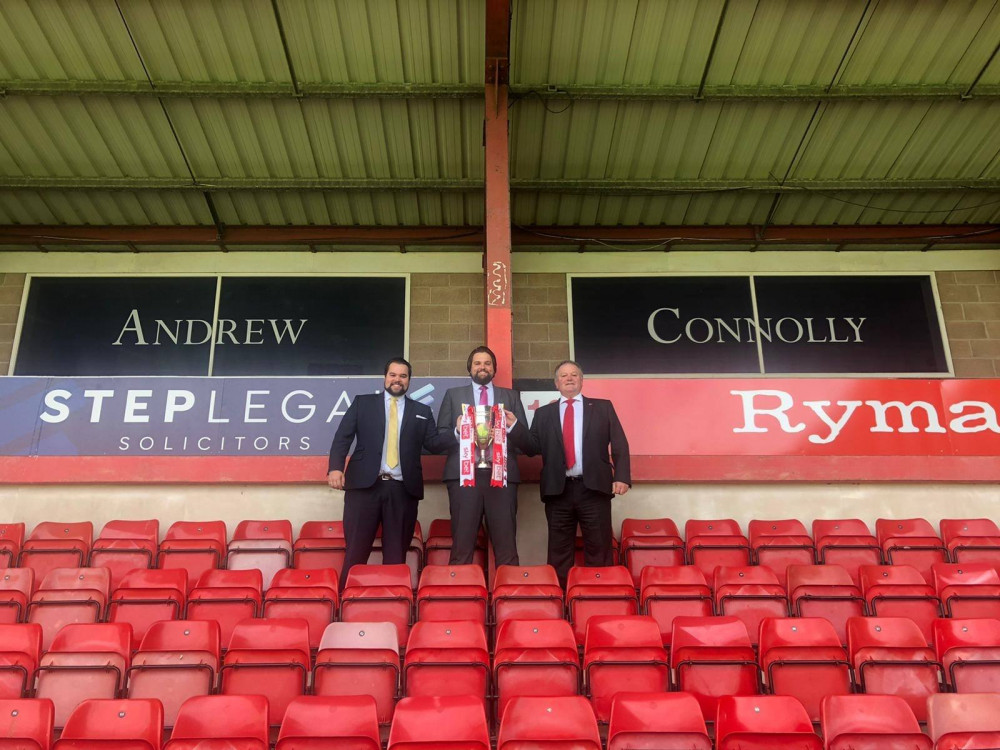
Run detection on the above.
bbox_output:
[559,394,584,477]
[380,391,405,480]
[475,381,496,406]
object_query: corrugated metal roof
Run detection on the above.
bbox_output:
[0,189,210,224]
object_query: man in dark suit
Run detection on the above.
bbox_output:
[508,359,630,586]
[437,346,529,566]
[328,357,455,587]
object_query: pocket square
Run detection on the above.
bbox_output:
[415,414,428,420]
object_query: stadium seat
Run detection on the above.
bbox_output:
[0,698,54,749]
[35,622,133,728]
[639,565,714,646]
[107,568,187,644]
[0,568,35,624]
[28,567,111,650]
[292,521,346,571]
[0,623,42,699]
[185,569,262,646]
[821,694,932,750]
[758,617,852,722]
[388,695,489,750]
[583,616,668,723]
[220,618,310,726]
[860,564,942,644]
[424,519,486,569]
[314,621,400,724]
[89,520,159,590]
[749,519,815,580]
[671,616,759,721]
[685,519,751,578]
[607,692,711,750]
[262,567,339,650]
[847,616,942,721]
[876,518,948,584]
[491,565,564,634]
[158,522,227,594]
[941,518,1000,567]
[403,620,489,707]
[812,519,881,586]
[416,565,487,623]
[928,693,1000,750]
[786,564,865,645]
[53,698,162,749]
[713,566,788,646]
[715,695,822,749]
[369,523,424,589]
[566,566,637,646]
[0,524,25,569]
[126,619,220,728]
[164,694,269,750]
[619,518,684,584]
[493,618,580,721]
[932,562,1000,618]
[276,695,381,750]
[20,523,93,590]
[227,520,293,589]
[933,617,1000,693]
[497,696,600,750]
[341,564,413,648]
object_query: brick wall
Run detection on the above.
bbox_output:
[408,273,483,376]
[0,274,24,374]
[511,273,570,379]
[937,270,1000,377]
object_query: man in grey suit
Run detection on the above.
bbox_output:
[437,346,528,566]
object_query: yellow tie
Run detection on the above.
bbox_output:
[387,397,399,468]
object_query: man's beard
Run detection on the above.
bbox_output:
[472,369,494,385]
[385,382,408,396]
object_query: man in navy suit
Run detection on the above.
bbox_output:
[328,357,455,587]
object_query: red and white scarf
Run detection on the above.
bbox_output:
[459,403,508,488]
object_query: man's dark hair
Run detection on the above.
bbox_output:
[554,359,583,375]
[466,346,498,374]
[384,357,412,377]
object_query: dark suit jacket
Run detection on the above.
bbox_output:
[510,396,631,498]
[328,392,455,499]
[437,383,529,483]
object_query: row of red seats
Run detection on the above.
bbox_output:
[4,690,998,749]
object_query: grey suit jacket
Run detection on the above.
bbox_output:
[437,383,529,483]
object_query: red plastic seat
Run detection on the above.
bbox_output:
[314,621,400,724]
[941,518,1000,567]
[127,619,220,729]
[671,616,759,721]
[293,521,346,572]
[566,566,637,646]
[227,520,292,589]
[340,565,413,648]
[0,524,25,570]
[35,622,133,728]
[493,619,580,722]
[639,566,713,647]
[388,695,489,750]
[164,694,269,750]
[786,564,865,645]
[28,568,110,650]
[876,518,947,584]
[276,695,381,750]
[369,523,424,589]
[583,616,668,723]
[0,623,42,699]
[821,694,932,750]
[685,519,750,579]
[403,621,489,707]
[107,568,187,644]
[749,519,815,581]
[812,519,881,586]
[620,519,684,585]
[53,698,162,749]
[716,695,822,749]
[0,698,54,749]
[847,616,942,722]
[933,617,1000,693]
[416,565,487,623]
[932,562,1000,618]
[491,565,564,633]
[185,569,262,646]
[928,693,1000,750]
[263,568,338,649]
[758,617,852,722]
[220,618,310,726]
[158,522,227,594]
[20,523,93,585]
[89,520,159,590]
[497,696,601,750]
[424,520,486,569]
[860,565,942,644]
[713,566,788,647]
[607,692,711,750]
[0,568,35,624]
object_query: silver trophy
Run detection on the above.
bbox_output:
[473,403,503,469]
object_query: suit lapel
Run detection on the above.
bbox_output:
[582,398,593,441]
[400,396,416,441]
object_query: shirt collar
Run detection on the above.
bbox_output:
[384,390,403,403]
[560,393,583,405]
[471,380,494,393]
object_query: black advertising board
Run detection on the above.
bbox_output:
[14,276,407,377]
[571,274,950,375]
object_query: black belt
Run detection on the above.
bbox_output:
[565,476,583,482]
[378,473,401,481]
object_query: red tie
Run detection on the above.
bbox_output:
[563,398,576,469]
[479,386,488,406]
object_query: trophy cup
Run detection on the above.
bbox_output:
[473,405,494,469]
